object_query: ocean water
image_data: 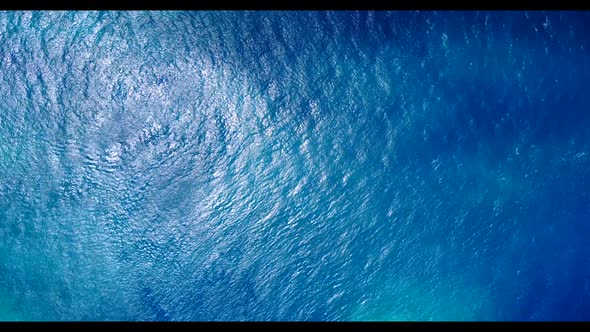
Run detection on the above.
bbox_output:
[1,11,590,321]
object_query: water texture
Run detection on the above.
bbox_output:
[1,11,590,321]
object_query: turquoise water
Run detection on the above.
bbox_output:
[1,11,590,321]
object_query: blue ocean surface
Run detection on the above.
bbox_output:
[1,11,590,321]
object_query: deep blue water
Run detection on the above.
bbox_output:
[1,11,590,321]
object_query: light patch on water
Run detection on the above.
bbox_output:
[0,298,22,321]
[351,280,494,321]
[105,143,123,163]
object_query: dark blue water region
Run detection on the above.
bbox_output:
[1,11,590,321]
